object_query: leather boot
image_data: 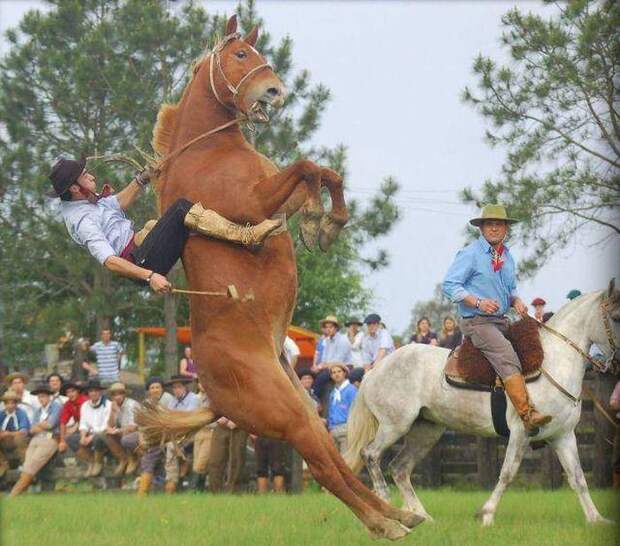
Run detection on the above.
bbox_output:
[106,438,128,477]
[137,472,153,496]
[504,373,552,435]
[184,203,282,248]
[9,472,34,497]
[164,480,177,494]
[90,449,105,477]
[125,453,139,476]
[134,219,157,246]
[76,446,94,477]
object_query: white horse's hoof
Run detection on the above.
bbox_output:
[589,517,614,525]
[481,513,495,527]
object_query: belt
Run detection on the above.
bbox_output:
[120,234,136,263]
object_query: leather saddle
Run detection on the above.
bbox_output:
[444,316,543,391]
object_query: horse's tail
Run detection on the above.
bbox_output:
[343,388,378,474]
[135,403,216,447]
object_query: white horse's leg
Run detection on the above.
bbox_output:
[477,430,528,527]
[388,421,445,521]
[362,423,409,502]
[549,431,612,524]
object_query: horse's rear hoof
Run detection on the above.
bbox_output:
[368,518,410,541]
[318,214,346,252]
[397,510,426,529]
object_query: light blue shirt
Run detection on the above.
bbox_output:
[168,391,200,412]
[443,236,518,318]
[61,196,134,264]
[327,381,357,430]
[361,329,394,365]
[31,399,62,435]
[317,332,352,365]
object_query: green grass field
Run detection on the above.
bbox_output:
[1,488,617,546]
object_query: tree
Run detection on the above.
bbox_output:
[461,0,619,276]
[0,0,400,368]
[406,284,456,340]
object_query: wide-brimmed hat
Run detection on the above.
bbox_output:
[84,379,104,391]
[1,390,21,403]
[531,297,546,306]
[47,157,86,197]
[469,204,518,227]
[566,289,582,300]
[108,382,127,395]
[319,315,340,329]
[60,381,83,395]
[6,372,29,385]
[345,317,363,327]
[364,313,381,325]
[328,362,349,375]
[165,374,194,386]
[31,383,54,396]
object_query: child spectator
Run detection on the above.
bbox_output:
[326,364,357,454]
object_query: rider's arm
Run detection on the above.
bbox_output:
[104,256,171,293]
[115,179,144,211]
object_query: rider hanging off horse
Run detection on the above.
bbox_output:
[443,204,552,434]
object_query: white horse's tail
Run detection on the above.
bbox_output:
[344,389,378,474]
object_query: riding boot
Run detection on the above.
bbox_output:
[106,437,128,477]
[503,373,552,435]
[137,472,153,496]
[90,449,105,477]
[9,472,34,497]
[184,203,282,248]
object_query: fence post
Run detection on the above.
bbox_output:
[592,372,615,487]
[477,437,499,489]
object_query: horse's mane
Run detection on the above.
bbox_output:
[544,290,603,328]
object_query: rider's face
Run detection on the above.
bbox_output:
[480,220,508,246]
[74,169,97,194]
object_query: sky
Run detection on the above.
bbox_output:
[1,0,617,334]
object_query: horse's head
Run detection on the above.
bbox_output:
[593,278,620,374]
[197,15,287,123]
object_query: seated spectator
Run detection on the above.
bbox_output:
[410,317,438,345]
[179,346,198,379]
[311,315,352,400]
[438,316,462,350]
[105,382,140,477]
[191,383,215,492]
[0,390,30,478]
[297,369,321,412]
[345,318,364,368]
[531,297,546,322]
[254,435,287,494]
[348,367,365,389]
[47,373,67,405]
[360,313,395,371]
[326,364,357,454]
[79,380,112,477]
[10,383,62,496]
[58,382,89,465]
[208,416,248,493]
[4,372,39,422]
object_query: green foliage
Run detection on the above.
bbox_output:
[461,0,619,276]
[0,0,400,366]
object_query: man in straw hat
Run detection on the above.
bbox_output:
[105,383,140,477]
[311,315,352,400]
[10,383,62,496]
[4,372,39,422]
[48,157,282,295]
[0,390,30,478]
[443,204,552,434]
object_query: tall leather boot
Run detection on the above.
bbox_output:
[164,480,177,494]
[76,446,94,477]
[504,373,552,435]
[9,472,34,497]
[106,437,128,477]
[137,472,153,496]
[184,203,282,248]
[90,449,105,477]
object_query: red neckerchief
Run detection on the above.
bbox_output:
[491,243,505,272]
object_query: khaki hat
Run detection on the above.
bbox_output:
[108,382,127,394]
[319,315,340,329]
[1,390,21,403]
[469,204,518,227]
[328,362,349,375]
[6,372,29,385]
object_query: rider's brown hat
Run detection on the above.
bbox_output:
[47,157,86,197]
[469,204,518,227]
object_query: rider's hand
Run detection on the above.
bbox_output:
[135,165,160,186]
[479,299,500,314]
[149,273,172,294]
[512,297,528,318]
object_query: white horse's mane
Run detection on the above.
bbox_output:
[543,289,603,328]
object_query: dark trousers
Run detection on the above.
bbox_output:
[207,425,247,493]
[255,437,287,478]
[131,198,193,276]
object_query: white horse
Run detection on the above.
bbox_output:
[344,281,619,525]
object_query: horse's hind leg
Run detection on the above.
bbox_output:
[550,431,612,524]
[477,430,528,527]
[318,167,348,251]
[389,420,445,521]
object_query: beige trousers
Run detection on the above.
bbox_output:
[193,427,213,474]
[22,435,58,476]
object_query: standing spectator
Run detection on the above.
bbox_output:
[47,373,67,405]
[4,372,39,422]
[438,316,463,350]
[191,383,215,492]
[207,416,248,493]
[79,380,112,477]
[410,317,438,345]
[311,316,352,400]
[531,297,546,322]
[0,390,30,478]
[10,383,62,496]
[312,322,329,368]
[58,382,88,462]
[283,336,300,368]
[254,435,287,494]
[179,346,198,379]
[610,381,620,488]
[91,329,124,384]
[326,364,357,454]
[345,318,364,368]
[71,338,97,382]
[105,383,140,477]
[360,313,395,371]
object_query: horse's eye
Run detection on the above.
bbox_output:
[235,50,247,59]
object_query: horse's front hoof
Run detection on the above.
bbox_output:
[397,510,427,529]
[299,209,322,251]
[318,213,346,252]
[368,518,410,541]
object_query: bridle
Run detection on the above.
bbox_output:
[208,32,272,116]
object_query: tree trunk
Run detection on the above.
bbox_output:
[164,291,178,378]
[94,268,113,334]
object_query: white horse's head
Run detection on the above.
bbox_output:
[586,278,620,374]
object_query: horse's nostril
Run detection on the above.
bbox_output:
[266,87,280,97]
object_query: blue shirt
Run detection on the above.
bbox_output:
[443,236,518,318]
[0,408,30,432]
[31,400,62,435]
[361,329,395,365]
[327,382,357,430]
[168,391,200,412]
[318,332,352,365]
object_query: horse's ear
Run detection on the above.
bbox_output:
[244,26,259,47]
[225,15,238,35]
[608,278,616,298]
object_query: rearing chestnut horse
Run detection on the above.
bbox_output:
[138,16,423,540]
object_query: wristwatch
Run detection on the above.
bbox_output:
[145,272,154,284]
[475,298,482,309]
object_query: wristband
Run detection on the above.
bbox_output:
[145,272,154,284]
